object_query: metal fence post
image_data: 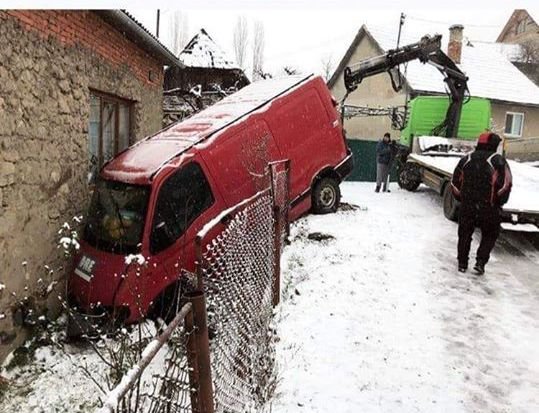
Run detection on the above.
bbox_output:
[284,159,291,241]
[185,307,201,412]
[273,205,282,307]
[186,291,214,413]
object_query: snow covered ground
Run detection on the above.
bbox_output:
[2,182,538,412]
[272,182,539,413]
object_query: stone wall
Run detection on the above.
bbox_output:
[0,11,164,360]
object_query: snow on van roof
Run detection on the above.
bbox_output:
[101,75,315,184]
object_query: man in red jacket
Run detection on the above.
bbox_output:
[451,132,512,275]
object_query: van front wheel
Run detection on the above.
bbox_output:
[312,177,341,214]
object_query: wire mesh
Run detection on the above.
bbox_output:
[199,192,276,413]
[197,165,288,413]
[142,322,196,413]
[97,304,197,413]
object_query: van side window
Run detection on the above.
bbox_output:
[151,162,214,254]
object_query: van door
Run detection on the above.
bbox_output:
[202,119,282,207]
[266,87,332,200]
[146,158,224,306]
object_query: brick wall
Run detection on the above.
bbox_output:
[0,11,165,361]
[4,10,163,86]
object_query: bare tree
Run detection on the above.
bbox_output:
[321,54,334,81]
[252,21,265,81]
[519,39,539,63]
[170,11,190,55]
[282,66,298,76]
[233,16,249,69]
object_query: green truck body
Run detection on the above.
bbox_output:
[399,96,492,146]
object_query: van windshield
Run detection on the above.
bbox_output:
[83,179,149,254]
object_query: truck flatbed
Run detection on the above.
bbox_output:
[408,153,539,227]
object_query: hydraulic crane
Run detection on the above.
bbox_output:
[343,34,469,138]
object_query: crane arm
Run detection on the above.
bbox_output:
[343,34,469,138]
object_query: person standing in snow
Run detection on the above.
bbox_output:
[451,132,512,275]
[375,132,392,192]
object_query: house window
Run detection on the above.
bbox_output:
[88,92,133,181]
[516,19,527,34]
[504,112,524,137]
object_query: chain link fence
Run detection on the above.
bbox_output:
[195,160,289,413]
[96,160,289,413]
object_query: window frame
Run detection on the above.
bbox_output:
[89,90,134,172]
[150,161,215,255]
[504,111,525,138]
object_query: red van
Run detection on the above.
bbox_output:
[69,74,352,322]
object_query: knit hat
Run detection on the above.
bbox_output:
[476,132,501,152]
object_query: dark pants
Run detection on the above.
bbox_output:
[457,206,501,266]
[376,162,390,192]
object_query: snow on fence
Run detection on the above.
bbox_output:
[97,160,289,413]
[194,160,289,413]
[97,295,213,413]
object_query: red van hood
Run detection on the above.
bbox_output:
[69,240,137,311]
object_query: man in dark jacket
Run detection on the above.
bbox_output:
[451,132,512,275]
[376,133,392,192]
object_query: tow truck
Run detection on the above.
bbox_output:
[343,34,539,230]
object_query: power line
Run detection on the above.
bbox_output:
[407,15,500,29]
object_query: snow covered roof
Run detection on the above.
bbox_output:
[469,41,525,63]
[366,25,539,106]
[330,24,539,106]
[178,28,239,70]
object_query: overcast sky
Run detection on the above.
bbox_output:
[125,2,538,78]
[6,1,539,78]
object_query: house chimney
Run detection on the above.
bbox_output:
[448,24,464,63]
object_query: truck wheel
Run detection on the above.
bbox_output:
[398,163,421,191]
[312,177,341,214]
[443,183,459,222]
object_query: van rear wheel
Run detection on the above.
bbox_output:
[312,177,341,214]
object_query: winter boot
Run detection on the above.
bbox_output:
[473,262,485,276]
[458,262,467,273]
[375,185,381,193]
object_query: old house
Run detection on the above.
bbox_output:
[496,9,539,87]
[163,28,249,125]
[328,24,539,162]
[497,9,539,45]
[0,10,182,359]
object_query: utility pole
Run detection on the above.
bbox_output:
[156,9,160,38]
[396,12,406,49]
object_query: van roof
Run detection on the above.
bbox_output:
[101,74,315,184]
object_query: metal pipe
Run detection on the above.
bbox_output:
[185,307,201,411]
[186,291,215,413]
[273,205,282,307]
